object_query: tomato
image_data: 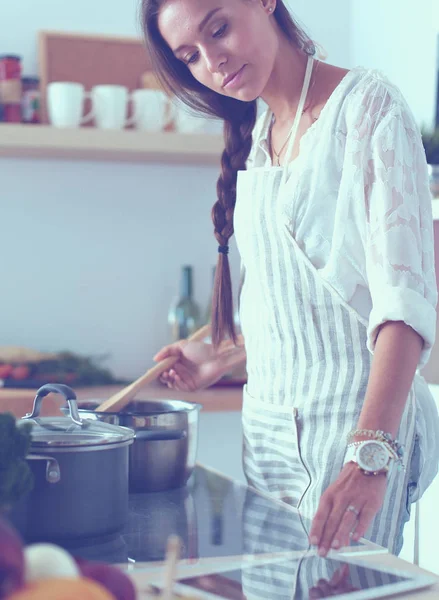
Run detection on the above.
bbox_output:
[64,373,78,383]
[10,365,31,380]
[0,364,14,378]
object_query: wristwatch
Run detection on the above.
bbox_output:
[343,440,396,476]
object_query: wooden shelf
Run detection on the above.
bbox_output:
[0,124,223,165]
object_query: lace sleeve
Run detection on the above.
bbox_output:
[363,101,437,367]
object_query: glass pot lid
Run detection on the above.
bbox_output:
[19,383,134,448]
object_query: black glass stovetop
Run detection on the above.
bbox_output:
[55,465,312,565]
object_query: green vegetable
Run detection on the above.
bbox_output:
[32,351,128,386]
[0,413,34,510]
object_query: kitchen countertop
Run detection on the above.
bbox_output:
[13,464,436,599]
[111,466,439,599]
[0,382,243,417]
[4,461,439,598]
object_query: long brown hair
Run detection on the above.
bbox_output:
[141,0,315,346]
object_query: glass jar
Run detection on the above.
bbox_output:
[0,55,22,123]
[0,55,21,79]
[21,76,40,123]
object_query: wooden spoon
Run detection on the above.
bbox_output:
[161,535,182,600]
[97,324,210,413]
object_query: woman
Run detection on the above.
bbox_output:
[145,0,439,556]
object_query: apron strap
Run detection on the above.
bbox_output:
[280,54,315,186]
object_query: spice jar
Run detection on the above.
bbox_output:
[0,55,22,123]
[21,76,40,123]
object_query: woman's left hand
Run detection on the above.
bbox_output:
[308,462,388,556]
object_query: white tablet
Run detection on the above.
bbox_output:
[147,553,437,599]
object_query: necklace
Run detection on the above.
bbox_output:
[270,59,320,167]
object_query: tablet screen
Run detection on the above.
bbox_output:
[147,554,436,600]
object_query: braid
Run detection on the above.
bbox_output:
[211,101,257,347]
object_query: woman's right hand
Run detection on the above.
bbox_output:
[153,341,225,392]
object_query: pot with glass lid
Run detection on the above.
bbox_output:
[10,383,134,543]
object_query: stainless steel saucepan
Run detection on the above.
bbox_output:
[66,398,202,493]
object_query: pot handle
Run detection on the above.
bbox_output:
[135,429,187,442]
[27,454,61,484]
[23,383,82,426]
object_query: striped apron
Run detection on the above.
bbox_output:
[233,55,417,555]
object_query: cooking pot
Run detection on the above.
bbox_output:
[71,398,202,493]
[10,383,134,543]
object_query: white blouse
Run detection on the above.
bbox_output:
[247,65,437,369]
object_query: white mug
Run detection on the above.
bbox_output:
[92,85,129,130]
[173,103,223,134]
[126,89,170,132]
[47,82,93,128]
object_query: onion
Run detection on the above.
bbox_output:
[24,544,80,583]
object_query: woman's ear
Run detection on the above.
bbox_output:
[259,0,276,15]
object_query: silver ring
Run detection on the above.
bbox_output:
[346,505,360,517]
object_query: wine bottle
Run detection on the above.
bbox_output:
[205,265,217,325]
[168,266,201,342]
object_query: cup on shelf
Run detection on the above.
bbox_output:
[47,81,93,128]
[126,89,171,132]
[91,84,133,130]
[173,103,223,134]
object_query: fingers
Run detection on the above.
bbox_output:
[310,463,387,556]
[315,498,368,555]
[329,505,362,550]
[156,346,184,388]
[159,370,172,387]
[160,367,193,392]
[309,566,358,598]
[309,493,332,550]
[330,564,350,587]
[153,340,187,362]
[350,505,376,541]
[309,579,333,598]
[315,500,350,556]
[154,344,183,362]
[309,587,324,599]
[172,362,196,391]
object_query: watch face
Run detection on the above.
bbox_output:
[357,441,388,472]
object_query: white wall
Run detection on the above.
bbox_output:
[0,0,143,76]
[351,0,438,129]
[0,157,237,379]
[285,0,352,68]
[0,0,437,378]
